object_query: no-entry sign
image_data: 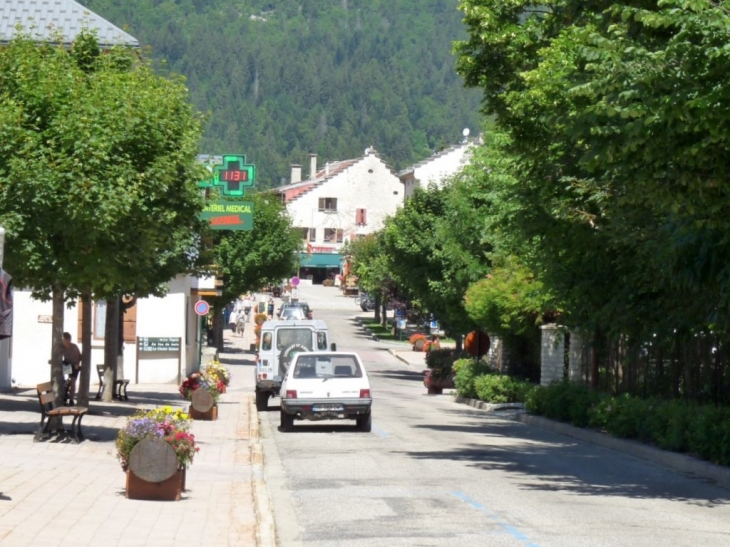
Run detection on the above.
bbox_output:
[194,300,210,316]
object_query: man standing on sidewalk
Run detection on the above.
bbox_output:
[62,332,82,404]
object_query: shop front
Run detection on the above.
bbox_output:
[298,249,343,284]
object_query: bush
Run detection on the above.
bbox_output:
[473,374,533,403]
[425,348,469,370]
[524,380,730,467]
[524,381,601,427]
[453,358,491,399]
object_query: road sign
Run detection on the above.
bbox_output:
[290,276,300,286]
[194,300,210,316]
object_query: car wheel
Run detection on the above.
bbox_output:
[356,411,372,433]
[280,409,294,432]
[255,390,269,411]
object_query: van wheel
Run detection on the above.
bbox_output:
[356,411,372,433]
[255,391,269,412]
[280,409,294,432]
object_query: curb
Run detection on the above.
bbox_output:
[453,396,524,412]
[454,396,730,490]
[249,396,276,547]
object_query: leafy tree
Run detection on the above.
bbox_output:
[381,182,489,345]
[0,33,206,403]
[455,1,730,399]
[213,192,301,301]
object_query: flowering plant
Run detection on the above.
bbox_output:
[423,339,441,353]
[179,371,224,401]
[115,406,199,469]
[203,361,231,386]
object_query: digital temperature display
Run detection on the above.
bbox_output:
[220,169,249,182]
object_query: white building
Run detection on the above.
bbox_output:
[398,141,476,200]
[1,276,209,389]
[274,148,403,283]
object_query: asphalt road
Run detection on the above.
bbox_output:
[255,285,730,547]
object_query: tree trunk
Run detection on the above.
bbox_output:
[374,293,381,324]
[380,300,388,328]
[102,296,120,402]
[214,308,224,353]
[76,290,92,407]
[50,284,65,412]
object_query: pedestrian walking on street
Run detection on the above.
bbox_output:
[62,332,82,404]
[267,298,275,319]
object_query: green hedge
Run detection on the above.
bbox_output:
[525,382,730,467]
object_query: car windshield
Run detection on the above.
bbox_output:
[276,328,314,350]
[293,355,362,379]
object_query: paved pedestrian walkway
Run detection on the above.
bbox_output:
[0,329,261,547]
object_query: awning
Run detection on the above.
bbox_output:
[299,252,343,268]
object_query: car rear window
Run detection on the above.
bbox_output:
[293,355,362,379]
[276,328,314,350]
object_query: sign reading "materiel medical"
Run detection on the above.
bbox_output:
[200,200,254,231]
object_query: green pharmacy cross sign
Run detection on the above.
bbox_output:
[199,154,255,197]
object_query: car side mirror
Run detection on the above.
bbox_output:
[330,343,337,351]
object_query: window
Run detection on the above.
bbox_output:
[324,228,343,243]
[309,228,316,242]
[299,228,309,240]
[356,208,367,225]
[262,332,272,351]
[94,300,107,339]
[317,332,327,350]
[318,197,337,212]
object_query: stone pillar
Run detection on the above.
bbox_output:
[540,324,565,386]
[568,330,585,383]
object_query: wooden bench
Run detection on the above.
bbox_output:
[35,382,88,443]
[95,365,130,401]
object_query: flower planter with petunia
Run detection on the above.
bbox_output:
[115,407,199,501]
[180,371,223,420]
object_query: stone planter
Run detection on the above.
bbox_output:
[189,387,218,420]
[423,370,454,395]
[189,404,218,421]
[125,438,183,501]
[126,469,184,501]
[413,339,426,352]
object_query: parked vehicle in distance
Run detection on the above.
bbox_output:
[279,351,372,432]
[280,307,306,321]
[255,319,334,411]
[278,301,313,319]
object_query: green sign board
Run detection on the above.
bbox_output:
[137,337,181,352]
[200,200,254,231]
[198,154,255,197]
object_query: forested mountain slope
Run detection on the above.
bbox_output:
[83,0,482,187]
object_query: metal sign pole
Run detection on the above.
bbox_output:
[0,226,5,269]
[197,315,203,371]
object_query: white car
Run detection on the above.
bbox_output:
[279,352,372,432]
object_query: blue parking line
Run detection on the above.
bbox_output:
[372,425,390,438]
[452,491,540,546]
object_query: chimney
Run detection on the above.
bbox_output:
[290,164,302,184]
[309,154,317,179]
[325,163,330,177]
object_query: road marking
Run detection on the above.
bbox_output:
[372,425,390,438]
[452,491,540,546]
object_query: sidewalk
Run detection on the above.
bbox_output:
[0,329,261,547]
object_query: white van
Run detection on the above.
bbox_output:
[255,319,335,410]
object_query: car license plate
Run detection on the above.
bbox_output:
[313,403,343,412]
